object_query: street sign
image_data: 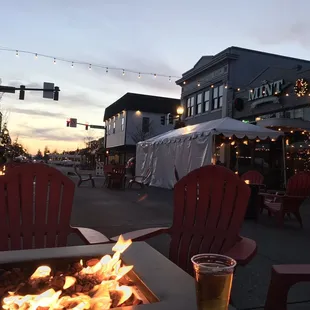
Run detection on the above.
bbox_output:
[90,125,106,129]
[43,82,54,99]
[70,118,77,128]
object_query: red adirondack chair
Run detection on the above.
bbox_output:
[111,165,257,274]
[241,170,264,185]
[0,163,109,251]
[260,172,310,227]
[265,264,310,310]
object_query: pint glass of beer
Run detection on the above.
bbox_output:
[191,254,236,310]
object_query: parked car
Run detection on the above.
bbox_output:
[62,159,74,167]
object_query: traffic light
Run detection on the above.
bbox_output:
[19,85,25,100]
[85,124,89,130]
[53,86,59,101]
[168,113,173,124]
[66,119,70,127]
[160,115,165,125]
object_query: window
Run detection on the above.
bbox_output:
[196,93,202,114]
[108,123,111,135]
[212,85,224,110]
[187,96,195,117]
[204,90,210,112]
[113,120,116,134]
[121,116,125,131]
[142,117,150,133]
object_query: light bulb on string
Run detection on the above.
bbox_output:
[154,73,157,79]
[197,81,201,87]
[106,67,109,73]
[122,69,125,76]
[53,58,56,64]
[169,76,171,82]
[88,64,92,70]
[71,62,74,68]
[35,53,38,59]
[138,73,141,79]
[15,50,19,57]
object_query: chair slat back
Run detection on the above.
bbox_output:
[0,164,75,251]
[170,165,251,273]
[286,172,310,197]
[241,170,264,185]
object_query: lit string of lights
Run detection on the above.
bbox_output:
[0,47,181,82]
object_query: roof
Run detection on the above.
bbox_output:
[104,93,180,121]
[176,46,310,85]
[139,117,283,145]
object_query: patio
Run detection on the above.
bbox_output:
[68,177,310,309]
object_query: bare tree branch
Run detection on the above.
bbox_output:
[130,120,154,144]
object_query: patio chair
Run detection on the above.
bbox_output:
[111,165,257,274]
[260,172,310,227]
[0,163,109,251]
[74,165,95,188]
[265,264,310,310]
[241,170,265,186]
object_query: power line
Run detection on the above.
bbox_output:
[0,46,181,81]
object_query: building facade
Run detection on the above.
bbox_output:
[176,46,310,126]
[104,93,180,164]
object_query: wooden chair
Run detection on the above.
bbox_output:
[74,165,95,188]
[260,172,310,227]
[0,164,109,251]
[105,165,126,189]
[127,167,151,189]
[265,264,310,310]
[111,165,257,274]
[241,170,264,185]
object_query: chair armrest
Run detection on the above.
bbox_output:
[265,265,310,310]
[259,193,285,200]
[267,190,285,195]
[224,236,257,266]
[111,227,170,242]
[72,226,110,244]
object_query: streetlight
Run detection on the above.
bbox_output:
[177,106,184,118]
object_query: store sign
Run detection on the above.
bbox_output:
[248,79,284,101]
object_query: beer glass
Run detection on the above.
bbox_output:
[191,253,236,310]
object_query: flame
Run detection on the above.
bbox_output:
[63,276,76,289]
[30,265,51,279]
[2,235,135,310]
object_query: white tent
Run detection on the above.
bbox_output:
[136,117,284,189]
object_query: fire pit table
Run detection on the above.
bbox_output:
[0,242,236,309]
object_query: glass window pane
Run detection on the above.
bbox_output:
[197,103,202,114]
[187,98,190,107]
[219,97,223,108]
[219,85,224,96]
[204,101,209,112]
[204,91,210,101]
[191,96,195,106]
[197,93,202,104]
[213,87,219,98]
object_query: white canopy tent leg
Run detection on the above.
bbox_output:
[282,136,287,188]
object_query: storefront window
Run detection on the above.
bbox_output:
[196,93,202,114]
[121,117,125,131]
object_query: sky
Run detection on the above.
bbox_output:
[0,0,309,154]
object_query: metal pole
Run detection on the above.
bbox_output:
[282,136,287,188]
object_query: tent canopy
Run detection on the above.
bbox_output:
[140,117,283,145]
[136,117,284,189]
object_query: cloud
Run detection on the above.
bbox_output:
[19,125,86,142]
[6,107,66,118]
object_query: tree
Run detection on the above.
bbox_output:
[130,121,154,144]
[35,149,43,160]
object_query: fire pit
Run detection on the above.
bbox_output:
[0,240,198,310]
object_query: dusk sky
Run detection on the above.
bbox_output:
[0,0,308,154]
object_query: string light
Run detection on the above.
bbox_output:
[197,81,201,87]
[0,46,180,82]
[138,72,141,79]
[88,64,92,70]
